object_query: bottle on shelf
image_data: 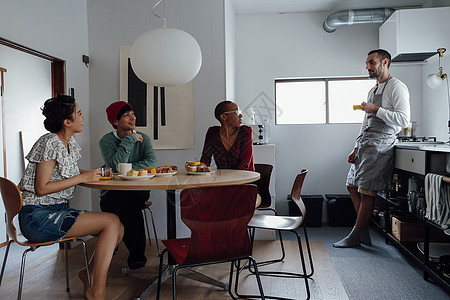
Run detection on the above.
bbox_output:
[389,173,399,199]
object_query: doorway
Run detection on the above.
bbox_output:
[0,38,66,248]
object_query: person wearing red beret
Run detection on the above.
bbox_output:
[99,101,157,270]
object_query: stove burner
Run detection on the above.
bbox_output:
[397,136,437,142]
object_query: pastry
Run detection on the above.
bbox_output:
[185,161,200,169]
[145,166,157,173]
[196,163,211,172]
[127,170,138,176]
[167,165,178,171]
[156,166,173,173]
[186,165,197,172]
[138,169,148,176]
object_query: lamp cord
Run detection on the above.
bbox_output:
[152,0,166,28]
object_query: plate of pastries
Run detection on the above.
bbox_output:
[185,161,215,175]
[118,169,155,180]
[151,165,178,176]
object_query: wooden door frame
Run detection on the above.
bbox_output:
[0,67,6,248]
[0,37,66,96]
[0,38,66,248]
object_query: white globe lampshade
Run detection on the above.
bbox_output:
[130,28,202,87]
[426,73,443,89]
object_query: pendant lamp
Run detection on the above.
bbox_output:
[130,0,202,87]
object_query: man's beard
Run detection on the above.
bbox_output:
[368,65,383,78]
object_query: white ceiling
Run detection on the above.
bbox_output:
[232,0,443,15]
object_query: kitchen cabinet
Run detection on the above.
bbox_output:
[379,7,450,61]
[372,145,450,293]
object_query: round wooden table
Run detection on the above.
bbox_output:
[81,169,260,297]
[80,169,260,239]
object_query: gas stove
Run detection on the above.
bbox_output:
[396,136,445,144]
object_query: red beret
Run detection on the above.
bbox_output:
[106,101,132,127]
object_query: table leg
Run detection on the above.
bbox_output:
[167,190,176,265]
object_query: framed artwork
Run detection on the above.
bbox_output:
[119,45,194,149]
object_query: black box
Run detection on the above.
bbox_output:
[325,194,356,227]
[288,194,323,227]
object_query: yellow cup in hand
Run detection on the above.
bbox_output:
[353,105,362,110]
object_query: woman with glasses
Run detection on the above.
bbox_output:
[200,100,255,171]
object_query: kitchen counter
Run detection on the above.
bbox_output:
[395,142,450,153]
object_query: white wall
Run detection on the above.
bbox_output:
[0,0,91,210]
[86,0,226,238]
[235,12,397,214]
[225,0,236,100]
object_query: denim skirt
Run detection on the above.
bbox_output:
[19,203,86,243]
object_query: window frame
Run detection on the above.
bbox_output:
[274,76,374,125]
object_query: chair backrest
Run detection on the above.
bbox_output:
[180,184,258,265]
[290,169,308,217]
[0,177,23,241]
[254,163,273,208]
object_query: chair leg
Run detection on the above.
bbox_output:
[172,265,180,300]
[247,228,286,273]
[78,239,91,287]
[234,258,265,300]
[243,230,313,299]
[64,242,70,292]
[147,207,160,256]
[294,231,311,299]
[0,240,13,287]
[143,207,160,256]
[302,226,314,278]
[156,249,168,300]
[143,209,152,245]
[18,248,33,300]
[227,261,238,300]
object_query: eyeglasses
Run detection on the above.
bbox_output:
[222,109,241,116]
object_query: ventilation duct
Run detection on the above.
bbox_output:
[323,8,395,33]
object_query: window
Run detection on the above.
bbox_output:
[275,77,376,125]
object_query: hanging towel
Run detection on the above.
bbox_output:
[425,173,450,229]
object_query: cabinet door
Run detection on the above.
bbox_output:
[395,149,426,175]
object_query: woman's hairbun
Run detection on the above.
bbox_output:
[42,95,76,133]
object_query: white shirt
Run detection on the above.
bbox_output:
[369,77,410,133]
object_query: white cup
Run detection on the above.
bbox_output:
[117,163,132,174]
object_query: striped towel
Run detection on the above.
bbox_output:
[425,173,450,229]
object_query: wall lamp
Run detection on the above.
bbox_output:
[427,48,447,89]
[427,48,450,135]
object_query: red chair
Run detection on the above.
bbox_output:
[254,164,274,211]
[156,184,265,299]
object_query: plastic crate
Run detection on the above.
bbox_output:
[288,194,323,227]
[325,194,356,227]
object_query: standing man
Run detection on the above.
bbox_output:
[99,101,157,269]
[333,49,410,248]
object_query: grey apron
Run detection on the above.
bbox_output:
[347,77,396,192]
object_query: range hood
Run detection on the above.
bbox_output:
[379,7,450,63]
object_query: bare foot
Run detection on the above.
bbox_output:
[85,287,105,300]
[78,268,91,298]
